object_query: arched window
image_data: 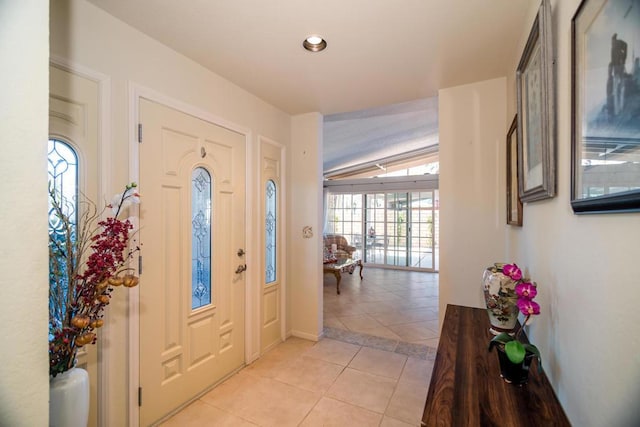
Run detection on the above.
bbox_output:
[48,139,78,329]
[265,180,277,284]
[192,167,212,309]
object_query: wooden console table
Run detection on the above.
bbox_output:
[421,304,570,426]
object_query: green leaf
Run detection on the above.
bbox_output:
[488,332,514,352]
[505,340,526,364]
[524,344,542,373]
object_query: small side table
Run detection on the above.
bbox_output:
[323,258,363,294]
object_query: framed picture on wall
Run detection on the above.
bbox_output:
[516,0,556,203]
[507,115,523,226]
[571,0,640,214]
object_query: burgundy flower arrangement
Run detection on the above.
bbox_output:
[489,263,542,381]
[49,183,141,377]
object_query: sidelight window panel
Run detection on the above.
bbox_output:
[48,139,78,332]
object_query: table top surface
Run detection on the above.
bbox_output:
[322,258,361,270]
[422,304,570,427]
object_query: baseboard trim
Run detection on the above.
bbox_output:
[289,329,321,342]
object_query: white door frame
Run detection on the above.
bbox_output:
[127,83,257,426]
[49,55,112,427]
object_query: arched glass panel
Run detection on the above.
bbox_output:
[48,139,78,332]
[265,180,277,284]
[192,167,212,309]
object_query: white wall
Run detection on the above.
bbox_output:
[288,113,324,340]
[439,77,507,318]
[505,1,640,425]
[0,1,50,426]
[50,0,292,424]
[22,1,639,425]
[442,2,640,425]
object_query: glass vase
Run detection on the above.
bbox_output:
[496,347,535,385]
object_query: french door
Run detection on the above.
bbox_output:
[365,191,437,270]
[327,190,438,271]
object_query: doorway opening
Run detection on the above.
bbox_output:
[322,185,440,349]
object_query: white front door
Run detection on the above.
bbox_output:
[138,98,246,425]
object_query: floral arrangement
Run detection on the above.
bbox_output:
[482,262,534,334]
[49,183,141,377]
[489,263,541,371]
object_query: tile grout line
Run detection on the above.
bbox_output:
[294,343,379,427]
[322,326,437,361]
[380,356,408,424]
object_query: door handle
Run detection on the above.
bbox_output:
[235,264,247,274]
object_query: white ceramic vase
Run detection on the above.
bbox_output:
[49,367,89,427]
[482,264,519,335]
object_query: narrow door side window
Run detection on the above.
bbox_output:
[265,180,277,284]
[192,167,213,309]
[48,139,79,331]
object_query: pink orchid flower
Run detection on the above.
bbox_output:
[502,264,522,280]
[517,299,540,316]
[503,263,522,281]
[515,282,537,299]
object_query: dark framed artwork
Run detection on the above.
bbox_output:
[507,115,523,226]
[571,0,640,214]
[516,0,556,203]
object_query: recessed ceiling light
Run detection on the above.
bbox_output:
[303,35,327,52]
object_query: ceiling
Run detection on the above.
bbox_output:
[86,0,534,116]
[323,97,439,175]
[85,0,534,174]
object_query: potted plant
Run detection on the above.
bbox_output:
[48,183,141,426]
[488,266,541,385]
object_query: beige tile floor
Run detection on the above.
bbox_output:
[160,337,434,427]
[323,268,440,349]
[159,268,439,427]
